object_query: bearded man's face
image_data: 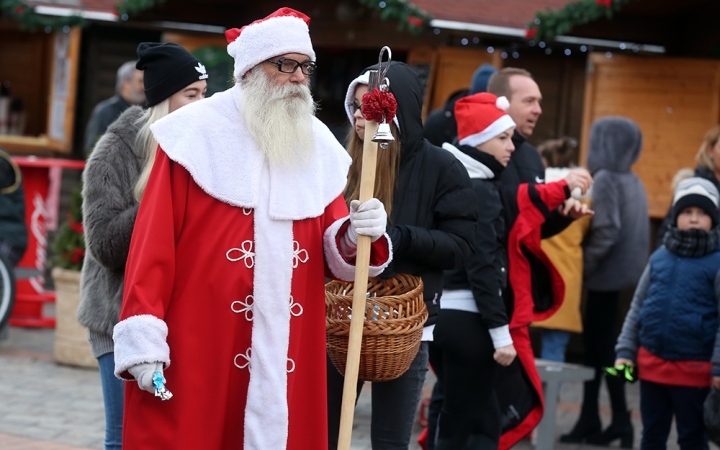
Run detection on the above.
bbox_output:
[239,53,317,169]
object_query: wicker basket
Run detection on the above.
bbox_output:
[326,274,427,382]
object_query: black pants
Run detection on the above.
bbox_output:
[429,309,501,450]
[580,290,628,420]
[327,342,429,450]
[640,380,709,450]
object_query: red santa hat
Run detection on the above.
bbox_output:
[225,7,316,79]
[455,92,516,147]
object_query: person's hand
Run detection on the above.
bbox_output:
[614,358,634,368]
[349,198,387,242]
[561,198,595,219]
[564,168,593,196]
[494,344,517,367]
[128,362,163,394]
[713,376,720,391]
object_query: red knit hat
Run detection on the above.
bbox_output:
[225,7,316,79]
[455,93,516,147]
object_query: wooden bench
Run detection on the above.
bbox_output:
[534,359,595,450]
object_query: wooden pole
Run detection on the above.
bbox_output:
[337,120,379,450]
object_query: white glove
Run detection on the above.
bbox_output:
[128,362,163,394]
[349,198,387,242]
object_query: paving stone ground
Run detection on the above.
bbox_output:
[1,324,715,449]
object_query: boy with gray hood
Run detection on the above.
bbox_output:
[563,116,649,447]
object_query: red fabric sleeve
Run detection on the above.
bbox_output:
[120,147,189,321]
[508,180,569,329]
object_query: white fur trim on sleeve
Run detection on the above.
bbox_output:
[113,314,170,380]
[323,217,393,281]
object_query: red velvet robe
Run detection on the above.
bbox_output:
[118,149,389,449]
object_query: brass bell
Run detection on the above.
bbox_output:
[371,121,395,149]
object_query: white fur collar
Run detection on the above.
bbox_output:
[150,84,351,220]
[441,143,494,180]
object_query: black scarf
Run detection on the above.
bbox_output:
[663,226,720,258]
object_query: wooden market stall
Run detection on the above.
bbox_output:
[0,25,81,156]
[580,53,720,218]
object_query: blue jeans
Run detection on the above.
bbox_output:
[540,328,571,363]
[98,352,124,450]
[327,342,430,450]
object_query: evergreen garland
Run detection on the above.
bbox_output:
[51,182,85,271]
[1,0,84,31]
[115,0,164,16]
[358,0,433,35]
[525,0,633,41]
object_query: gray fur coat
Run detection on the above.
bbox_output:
[76,106,145,358]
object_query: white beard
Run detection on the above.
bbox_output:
[239,70,316,169]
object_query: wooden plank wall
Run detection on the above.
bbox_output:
[580,53,720,218]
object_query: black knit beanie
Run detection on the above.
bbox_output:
[136,42,208,107]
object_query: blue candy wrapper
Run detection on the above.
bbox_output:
[152,370,173,401]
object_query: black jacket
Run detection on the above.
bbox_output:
[0,149,27,253]
[443,144,509,328]
[505,131,572,237]
[359,62,478,326]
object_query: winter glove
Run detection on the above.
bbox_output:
[128,362,164,394]
[349,198,387,242]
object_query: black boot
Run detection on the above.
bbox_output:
[559,413,602,443]
[560,375,602,443]
[586,410,634,449]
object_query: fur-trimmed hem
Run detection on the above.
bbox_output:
[323,218,393,281]
[113,314,170,380]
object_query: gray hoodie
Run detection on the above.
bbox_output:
[583,116,650,291]
[76,106,144,358]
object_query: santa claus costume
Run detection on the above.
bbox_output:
[113,8,391,450]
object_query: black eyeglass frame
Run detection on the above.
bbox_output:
[265,58,317,76]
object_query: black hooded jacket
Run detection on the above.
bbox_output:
[358,62,479,326]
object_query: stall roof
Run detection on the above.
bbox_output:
[27,0,577,37]
[414,0,574,35]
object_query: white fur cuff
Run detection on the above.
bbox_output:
[113,314,170,380]
[324,217,356,281]
[323,217,393,281]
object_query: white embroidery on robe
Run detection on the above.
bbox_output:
[231,295,254,321]
[226,241,255,268]
[292,241,309,268]
[287,358,295,373]
[242,207,252,215]
[289,296,303,317]
[234,348,252,369]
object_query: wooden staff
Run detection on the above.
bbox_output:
[337,118,379,450]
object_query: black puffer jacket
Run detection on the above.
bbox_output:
[357,62,478,326]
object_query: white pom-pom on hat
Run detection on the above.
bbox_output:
[495,96,510,111]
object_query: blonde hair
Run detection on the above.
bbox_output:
[133,98,170,201]
[670,167,695,192]
[695,124,720,172]
[344,123,401,218]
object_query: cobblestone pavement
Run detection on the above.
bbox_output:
[1,325,713,450]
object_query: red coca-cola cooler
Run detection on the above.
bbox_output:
[11,156,84,327]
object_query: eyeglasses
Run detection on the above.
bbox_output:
[604,363,637,383]
[352,102,365,117]
[265,58,317,76]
